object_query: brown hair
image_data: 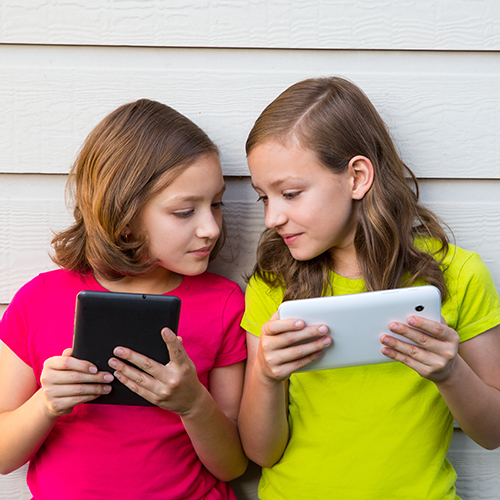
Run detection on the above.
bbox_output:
[52,98,224,280]
[246,77,449,301]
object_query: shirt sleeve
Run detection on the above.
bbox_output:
[212,284,247,368]
[0,276,40,367]
[241,276,284,338]
[448,252,500,342]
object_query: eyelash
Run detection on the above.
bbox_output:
[173,201,224,219]
[174,210,194,219]
[256,192,300,203]
[212,201,225,210]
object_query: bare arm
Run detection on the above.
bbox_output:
[181,361,247,481]
[109,328,247,482]
[238,313,331,467]
[0,345,113,474]
[382,318,500,449]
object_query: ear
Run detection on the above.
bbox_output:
[120,225,132,241]
[348,155,374,200]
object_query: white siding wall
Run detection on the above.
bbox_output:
[0,2,499,499]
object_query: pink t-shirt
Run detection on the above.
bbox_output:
[0,269,246,500]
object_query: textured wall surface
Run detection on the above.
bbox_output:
[0,1,499,499]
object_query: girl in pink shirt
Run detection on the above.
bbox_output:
[0,99,247,499]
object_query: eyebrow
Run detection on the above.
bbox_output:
[251,176,301,190]
[169,184,226,203]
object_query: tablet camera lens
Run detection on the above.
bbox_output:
[415,305,424,312]
[142,294,146,299]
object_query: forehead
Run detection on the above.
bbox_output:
[153,155,225,202]
[248,140,327,189]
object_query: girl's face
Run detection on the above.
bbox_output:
[128,155,225,279]
[248,140,358,264]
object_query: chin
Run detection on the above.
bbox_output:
[289,250,321,262]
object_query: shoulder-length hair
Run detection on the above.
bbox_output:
[246,77,449,301]
[52,99,224,280]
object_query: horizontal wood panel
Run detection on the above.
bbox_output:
[0,45,499,178]
[1,1,500,50]
[1,174,500,305]
[448,430,500,499]
[0,464,30,500]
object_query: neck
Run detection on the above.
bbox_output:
[329,240,362,280]
[96,267,183,295]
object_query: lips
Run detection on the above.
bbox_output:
[189,246,212,258]
[280,233,302,245]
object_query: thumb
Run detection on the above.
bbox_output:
[161,328,186,365]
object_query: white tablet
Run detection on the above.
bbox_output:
[278,285,441,372]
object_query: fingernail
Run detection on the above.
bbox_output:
[108,359,118,368]
[103,385,112,393]
[319,325,328,334]
[104,374,114,382]
[114,348,125,356]
[89,366,98,374]
[295,321,303,328]
[323,336,331,346]
[408,317,416,325]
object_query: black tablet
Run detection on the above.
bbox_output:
[72,290,181,406]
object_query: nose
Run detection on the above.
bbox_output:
[196,211,221,241]
[264,201,287,229]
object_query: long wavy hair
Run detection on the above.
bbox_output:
[246,77,449,301]
[52,99,224,280]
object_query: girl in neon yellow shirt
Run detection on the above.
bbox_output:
[238,76,500,500]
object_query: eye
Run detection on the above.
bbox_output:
[283,191,300,200]
[211,201,225,210]
[256,195,268,204]
[173,210,194,219]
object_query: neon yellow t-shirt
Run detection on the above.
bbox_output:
[242,243,500,500]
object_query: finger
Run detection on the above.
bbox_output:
[45,384,113,415]
[406,315,453,341]
[260,333,332,375]
[265,317,307,336]
[46,380,113,399]
[387,321,437,350]
[111,365,158,403]
[52,370,115,386]
[161,328,188,365]
[270,324,330,351]
[259,339,329,380]
[381,334,430,363]
[110,346,162,378]
[45,354,102,375]
[62,348,73,356]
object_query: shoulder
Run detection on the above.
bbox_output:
[10,269,78,300]
[8,269,95,318]
[241,274,286,337]
[414,238,484,281]
[246,274,285,306]
[420,241,500,340]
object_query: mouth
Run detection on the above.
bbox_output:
[189,246,213,258]
[280,233,302,245]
